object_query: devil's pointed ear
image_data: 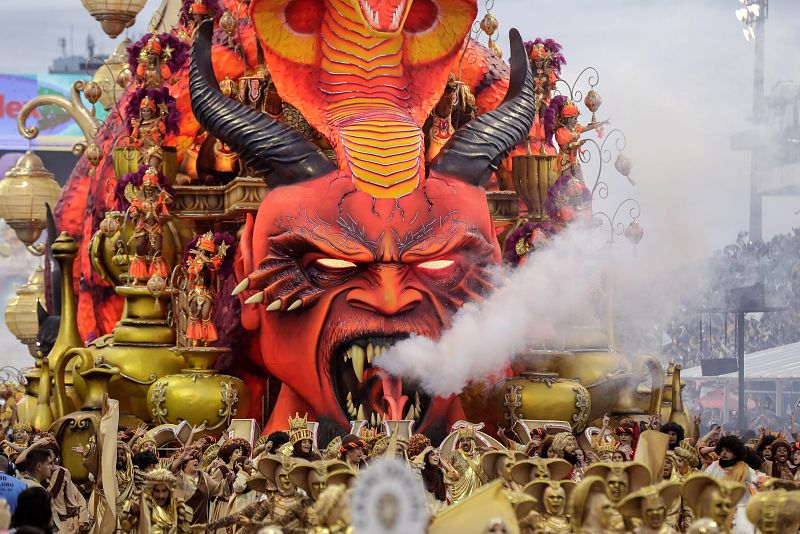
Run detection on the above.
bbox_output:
[37,300,50,327]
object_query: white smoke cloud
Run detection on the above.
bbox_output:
[376,224,623,396]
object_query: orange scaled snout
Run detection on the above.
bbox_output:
[346,264,423,316]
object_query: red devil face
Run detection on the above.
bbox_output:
[236,175,499,434]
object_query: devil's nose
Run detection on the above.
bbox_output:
[346,266,423,316]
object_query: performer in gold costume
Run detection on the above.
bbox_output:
[2,421,31,460]
[525,480,575,533]
[447,426,490,504]
[122,468,193,533]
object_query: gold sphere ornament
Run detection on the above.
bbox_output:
[80,0,148,39]
[116,68,132,89]
[4,266,45,357]
[220,10,237,47]
[625,220,644,245]
[83,81,103,106]
[98,212,121,238]
[85,143,103,168]
[480,13,499,36]
[147,273,167,299]
[584,90,602,123]
[614,153,633,178]
[0,151,62,247]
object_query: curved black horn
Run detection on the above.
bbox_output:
[189,20,336,185]
[429,28,535,186]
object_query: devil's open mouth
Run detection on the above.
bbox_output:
[331,335,431,427]
[355,0,407,33]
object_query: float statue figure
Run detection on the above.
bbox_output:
[189,0,535,435]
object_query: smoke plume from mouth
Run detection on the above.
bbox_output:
[376,224,616,397]
[376,221,717,398]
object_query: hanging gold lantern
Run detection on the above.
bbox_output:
[0,151,62,248]
[5,266,45,357]
[220,10,237,47]
[92,38,132,111]
[85,143,103,168]
[584,90,602,123]
[80,0,148,39]
[480,13,498,35]
[625,220,644,245]
[83,82,103,106]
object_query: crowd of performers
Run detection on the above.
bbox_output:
[3,412,800,533]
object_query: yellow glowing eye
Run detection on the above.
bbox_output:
[315,258,358,269]
[417,259,455,270]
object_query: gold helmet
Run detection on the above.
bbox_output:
[288,412,313,446]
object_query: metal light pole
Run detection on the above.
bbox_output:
[735,311,747,431]
[737,0,768,242]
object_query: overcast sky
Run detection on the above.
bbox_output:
[1,1,799,368]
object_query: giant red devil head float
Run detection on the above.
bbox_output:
[189,0,535,437]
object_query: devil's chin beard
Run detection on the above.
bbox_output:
[563,451,578,466]
[719,457,737,469]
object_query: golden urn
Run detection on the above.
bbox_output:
[147,346,250,437]
[513,349,663,426]
[511,153,559,221]
[487,372,591,432]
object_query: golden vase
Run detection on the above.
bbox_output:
[52,347,119,490]
[82,285,185,426]
[511,154,559,220]
[15,365,42,425]
[146,346,250,437]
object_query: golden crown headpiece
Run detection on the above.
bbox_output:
[288,412,313,445]
[561,100,580,118]
[132,435,157,454]
[189,0,209,14]
[142,166,159,187]
[139,95,157,111]
[673,439,699,467]
[145,468,177,489]
[596,440,618,455]
[198,231,216,253]
[457,425,477,441]
[12,421,31,433]
[360,426,379,440]
[145,35,163,55]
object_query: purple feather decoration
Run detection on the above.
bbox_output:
[128,33,189,75]
[504,220,557,265]
[182,232,237,278]
[125,87,179,136]
[544,95,568,147]
[545,174,592,220]
[542,38,566,72]
[525,37,567,76]
[114,165,173,211]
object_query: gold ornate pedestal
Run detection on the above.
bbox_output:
[147,346,249,437]
[86,286,185,425]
